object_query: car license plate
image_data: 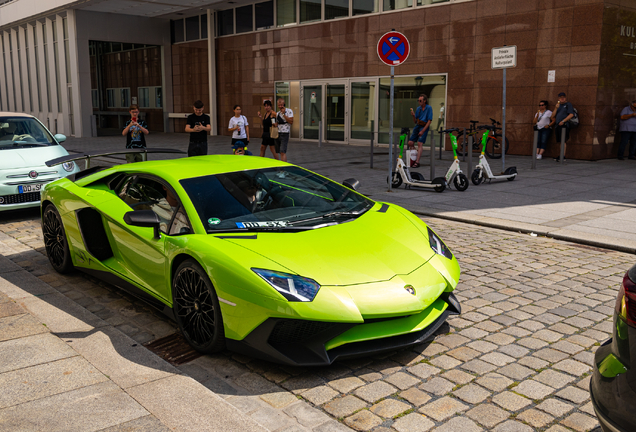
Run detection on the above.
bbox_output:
[18,184,43,193]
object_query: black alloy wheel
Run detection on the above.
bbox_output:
[471,168,483,185]
[42,204,74,273]
[454,173,469,191]
[172,259,225,353]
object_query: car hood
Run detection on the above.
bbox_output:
[222,205,435,286]
[0,145,68,170]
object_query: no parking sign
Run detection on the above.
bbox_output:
[377,31,410,66]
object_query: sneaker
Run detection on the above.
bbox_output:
[554,156,566,162]
[536,154,542,159]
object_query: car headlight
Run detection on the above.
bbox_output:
[428,227,453,260]
[62,161,75,172]
[252,268,320,302]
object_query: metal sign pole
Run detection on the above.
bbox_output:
[388,65,394,192]
[502,67,506,172]
[531,130,538,170]
[370,121,374,169]
[467,135,473,177]
[461,129,467,162]
[318,120,322,147]
[430,132,435,180]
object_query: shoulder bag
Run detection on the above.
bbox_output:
[268,114,279,139]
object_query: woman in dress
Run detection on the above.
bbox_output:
[257,100,279,159]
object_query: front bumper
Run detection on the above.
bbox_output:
[226,291,460,366]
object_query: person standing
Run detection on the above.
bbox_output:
[275,98,294,162]
[122,104,149,163]
[549,92,574,162]
[257,100,279,159]
[185,100,211,156]
[228,105,249,148]
[408,94,433,168]
[618,99,636,160]
[533,100,552,159]
[436,102,445,132]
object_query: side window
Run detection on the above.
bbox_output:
[169,206,191,235]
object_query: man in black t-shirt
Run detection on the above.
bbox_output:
[185,100,211,156]
[122,104,149,163]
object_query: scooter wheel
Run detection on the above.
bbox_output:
[432,177,446,193]
[454,173,469,191]
[411,172,425,181]
[504,167,517,181]
[471,169,483,185]
[388,172,403,188]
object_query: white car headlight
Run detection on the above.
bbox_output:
[62,161,75,172]
[252,268,320,302]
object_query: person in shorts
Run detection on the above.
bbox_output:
[228,105,249,149]
[122,104,149,163]
[275,98,294,162]
[549,92,574,162]
[185,100,211,156]
[408,94,433,168]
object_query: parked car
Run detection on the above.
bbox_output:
[0,112,79,211]
[591,263,636,432]
[41,154,461,366]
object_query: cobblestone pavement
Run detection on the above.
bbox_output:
[1,207,633,432]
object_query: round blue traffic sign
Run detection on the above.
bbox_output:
[377,31,410,66]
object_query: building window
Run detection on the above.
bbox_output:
[106,88,115,108]
[300,0,321,23]
[106,87,130,108]
[172,19,184,43]
[201,14,208,38]
[138,86,162,109]
[217,9,234,36]
[91,89,98,108]
[326,0,349,20]
[383,0,412,11]
[120,88,130,109]
[353,0,378,15]
[418,0,449,5]
[277,0,296,27]
[255,1,274,30]
[185,16,200,41]
[236,5,253,34]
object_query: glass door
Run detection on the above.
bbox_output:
[326,83,346,142]
[302,84,322,140]
[350,80,377,141]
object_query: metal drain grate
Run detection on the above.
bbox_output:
[143,333,202,365]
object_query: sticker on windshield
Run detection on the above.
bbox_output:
[208,218,221,225]
[236,221,288,228]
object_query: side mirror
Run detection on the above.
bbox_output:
[342,178,359,191]
[124,210,161,238]
[54,133,66,143]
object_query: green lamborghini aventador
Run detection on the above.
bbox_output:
[41,152,461,366]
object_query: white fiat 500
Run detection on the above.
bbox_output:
[0,112,80,211]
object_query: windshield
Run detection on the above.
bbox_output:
[180,166,374,232]
[0,116,56,149]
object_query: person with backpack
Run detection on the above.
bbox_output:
[228,105,250,149]
[617,100,636,160]
[549,92,575,162]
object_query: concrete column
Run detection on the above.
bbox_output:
[10,29,23,112]
[17,26,31,113]
[44,18,59,132]
[3,31,16,111]
[54,15,69,135]
[35,21,50,123]
[208,8,217,135]
[65,10,82,137]
[26,24,40,114]
[0,31,9,111]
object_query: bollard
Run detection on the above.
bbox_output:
[531,130,538,170]
[430,133,435,180]
[370,121,374,169]
[393,132,399,172]
[560,127,566,163]
[461,129,467,162]
[318,121,323,148]
[467,135,473,178]
[437,130,442,160]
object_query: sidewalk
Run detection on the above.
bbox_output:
[63,133,636,254]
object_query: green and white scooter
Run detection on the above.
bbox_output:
[471,125,518,185]
[440,128,469,191]
[388,128,446,193]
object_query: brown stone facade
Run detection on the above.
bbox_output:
[208,0,636,160]
[171,40,209,133]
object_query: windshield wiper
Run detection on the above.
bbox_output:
[287,209,367,226]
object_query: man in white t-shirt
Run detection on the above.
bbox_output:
[436,103,445,132]
[533,100,552,159]
[228,105,249,149]
[275,98,294,162]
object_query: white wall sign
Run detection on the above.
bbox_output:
[548,70,555,83]
[491,46,517,69]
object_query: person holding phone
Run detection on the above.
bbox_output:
[407,94,433,168]
[122,104,149,163]
[185,100,211,156]
[228,105,249,149]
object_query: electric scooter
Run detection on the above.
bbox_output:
[387,128,446,193]
[440,128,469,191]
[471,125,518,185]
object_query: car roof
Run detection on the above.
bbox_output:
[0,112,34,118]
[111,155,289,183]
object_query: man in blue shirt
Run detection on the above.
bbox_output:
[408,94,433,168]
[618,100,636,160]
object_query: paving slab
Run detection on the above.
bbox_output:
[0,332,78,373]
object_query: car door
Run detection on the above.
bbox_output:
[106,175,190,303]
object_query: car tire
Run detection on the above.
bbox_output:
[172,258,226,354]
[42,204,74,274]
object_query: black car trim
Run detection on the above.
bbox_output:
[215,235,258,239]
[591,384,627,432]
[377,203,389,213]
[76,208,114,261]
